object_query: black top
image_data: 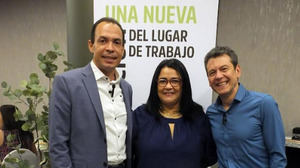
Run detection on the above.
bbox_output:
[133,105,217,168]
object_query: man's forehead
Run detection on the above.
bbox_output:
[95,23,122,37]
[207,58,233,69]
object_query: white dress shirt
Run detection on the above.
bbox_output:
[91,61,127,165]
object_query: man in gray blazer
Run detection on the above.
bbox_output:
[49,17,133,168]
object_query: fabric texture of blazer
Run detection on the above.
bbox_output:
[49,64,133,168]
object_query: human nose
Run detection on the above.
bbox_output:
[106,42,115,51]
[165,81,173,88]
[215,70,223,79]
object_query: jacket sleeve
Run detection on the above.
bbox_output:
[49,75,73,168]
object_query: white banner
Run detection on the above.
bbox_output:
[94,0,219,110]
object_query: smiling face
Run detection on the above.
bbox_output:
[157,67,182,109]
[206,54,241,101]
[88,21,124,78]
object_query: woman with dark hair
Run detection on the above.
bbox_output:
[0,104,37,161]
[133,59,217,168]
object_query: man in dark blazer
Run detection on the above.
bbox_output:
[49,17,133,168]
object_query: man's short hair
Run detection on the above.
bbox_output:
[204,46,239,72]
[90,17,125,46]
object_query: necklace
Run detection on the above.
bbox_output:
[160,111,182,119]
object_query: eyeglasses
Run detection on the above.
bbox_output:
[158,78,181,87]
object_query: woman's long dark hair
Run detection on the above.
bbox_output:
[0,105,36,154]
[146,59,204,120]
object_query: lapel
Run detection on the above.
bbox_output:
[120,80,133,138]
[81,64,106,133]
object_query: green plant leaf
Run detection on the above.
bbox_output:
[3,89,11,97]
[15,144,22,149]
[25,109,34,116]
[22,89,31,96]
[49,64,58,71]
[20,80,28,88]
[8,94,16,100]
[63,61,72,66]
[17,159,31,168]
[53,42,59,50]
[58,51,64,56]
[14,89,23,98]
[43,105,48,111]
[37,53,44,61]
[63,61,74,72]
[1,81,7,88]
[4,157,19,163]
[7,133,16,142]
[18,150,26,154]
[46,72,56,78]
[27,84,45,97]
[29,73,39,84]
[26,97,33,104]
[21,122,31,131]
[39,62,47,70]
[14,109,24,121]
[46,51,58,61]
[26,109,36,121]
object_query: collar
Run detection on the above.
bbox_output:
[215,83,247,105]
[90,61,121,83]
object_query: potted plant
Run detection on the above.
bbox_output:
[1,43,73,168]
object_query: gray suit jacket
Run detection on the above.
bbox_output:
[49,64,133,168]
